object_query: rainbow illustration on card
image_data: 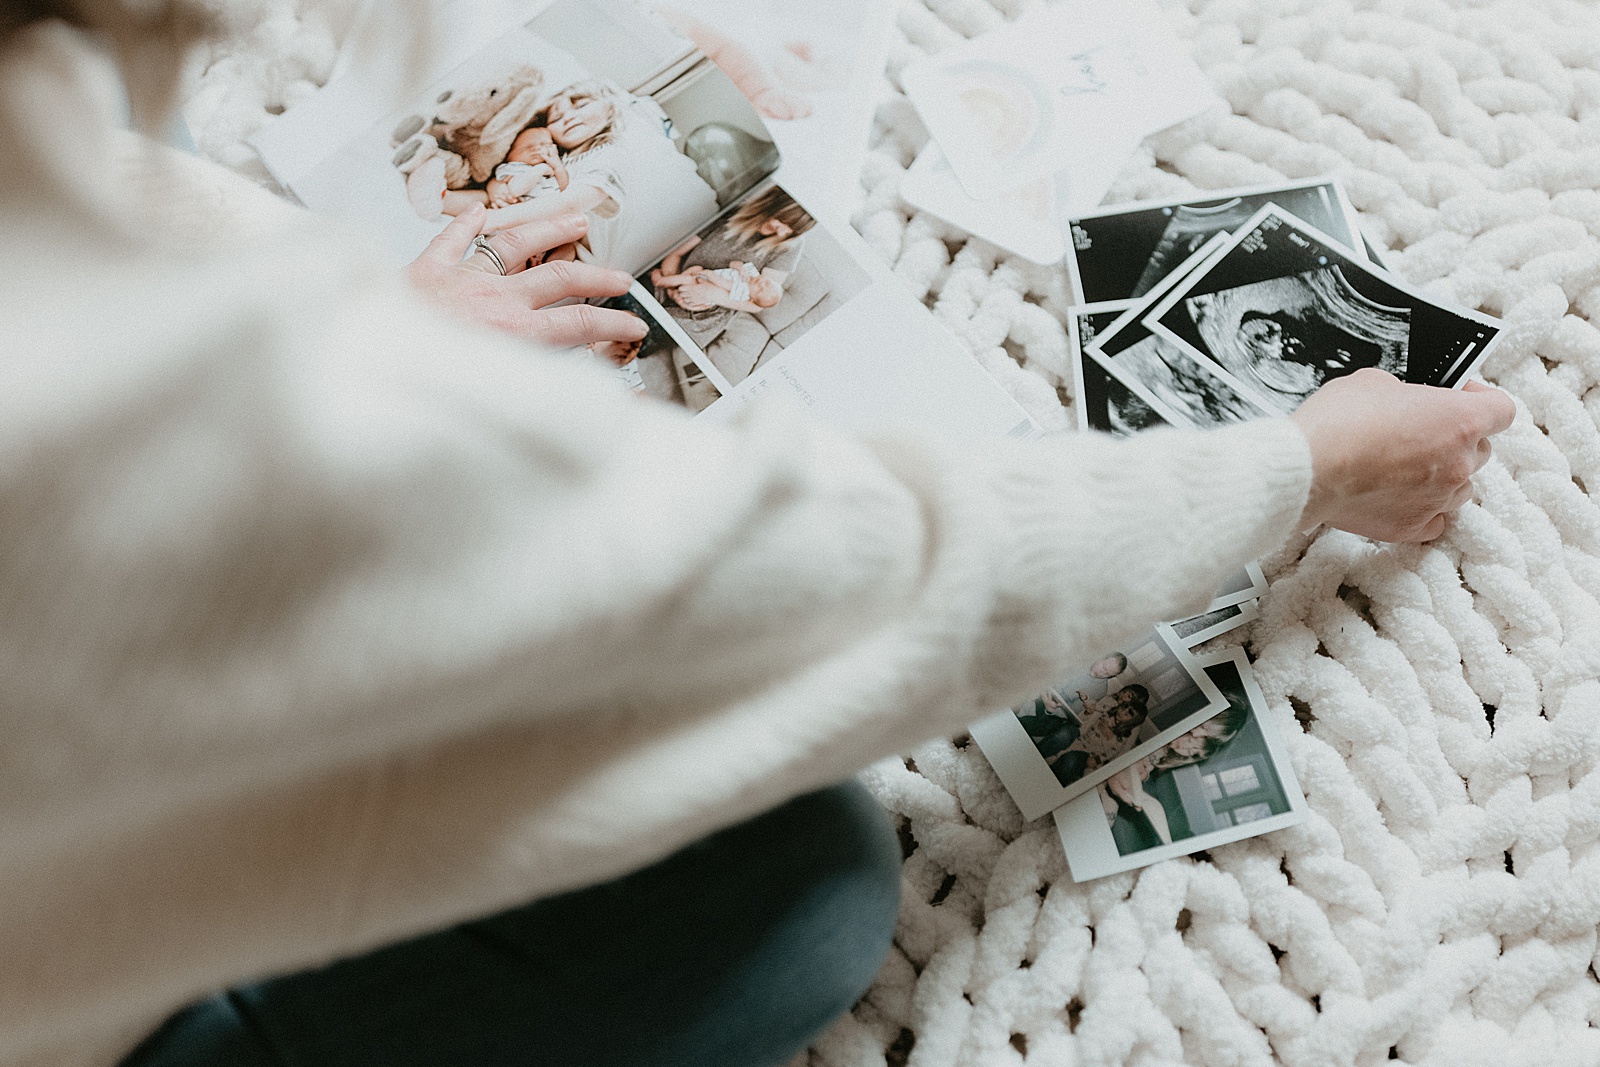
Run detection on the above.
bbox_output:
[940,59,1055,166]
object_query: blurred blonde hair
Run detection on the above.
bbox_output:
[530,79,622,159]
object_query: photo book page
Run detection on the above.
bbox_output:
[1053,647,1305,882]
[249,0,1037,441]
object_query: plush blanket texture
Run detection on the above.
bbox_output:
[186,1,1600,1064]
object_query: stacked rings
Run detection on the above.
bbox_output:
[471,235,508,276]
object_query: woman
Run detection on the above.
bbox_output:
[455,83,626,226]
[650,183,814,347]
[1045,685,1151,786]
[1101,705,1252,850]
[476,80,717,268]
[0,5,1514,1067]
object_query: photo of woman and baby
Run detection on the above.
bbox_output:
[1095,660,1292,858]
[389,53,719,273]
[1014,628,1225,792]
[586,292,723,411]
[1015,653,1151,788]
[644,182,869,386]
[377,0,798,278]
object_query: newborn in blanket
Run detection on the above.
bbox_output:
[486,126,570,209]
[654,260,783,313]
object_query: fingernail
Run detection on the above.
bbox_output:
[613,270,634,289]
[627,317,649,340]
[565,213,588,232]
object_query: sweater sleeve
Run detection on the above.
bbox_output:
[0,220,1310,1064]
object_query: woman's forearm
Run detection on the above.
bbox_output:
[483,185,608,231]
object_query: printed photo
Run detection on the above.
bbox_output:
[286,0,778,271]
[1071,305,1170,437]
[1188,268,1411,413]
[643,182,871,386]
[1143,205,1503,414]
[1205,562,1268,611]
[586,289,724,411]
[1171,599,1258,648]
[1088,332,1265,429]
[970,624,1228,820]
[1053,647,1306,882]
[1086,232,1268,429]
[1065,178,1365,304]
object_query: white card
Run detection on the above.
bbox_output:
[900,144,1063,264]
[901,0,1216,200]
[900,133,1143,264]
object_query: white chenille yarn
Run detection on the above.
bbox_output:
[188,0,1600,1063]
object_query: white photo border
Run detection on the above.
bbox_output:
[1068,300,1137,434]
[1174,598,1259,648]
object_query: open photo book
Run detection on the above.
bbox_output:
[249,0,1032,439]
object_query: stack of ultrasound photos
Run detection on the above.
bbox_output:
[1063,176,1502,670]
[970,179,1506,880]
[1066,176,1504,435]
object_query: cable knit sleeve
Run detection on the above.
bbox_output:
[0,214,1309,1065]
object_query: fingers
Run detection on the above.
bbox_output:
[418,204,486,265]
[525,305,650,348]
[489,213,590,274]
[1461,380,1517,435]
[519,259,635,306]
[1472,435,1493,473]
[1415,513,1449,542]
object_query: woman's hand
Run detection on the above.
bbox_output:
[406,205,648,348]
[1291,368,1517,542]
[1105,766,1141,807]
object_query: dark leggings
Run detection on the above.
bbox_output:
[121,782,902,1067]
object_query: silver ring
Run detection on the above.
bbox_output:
[471,235,508,276]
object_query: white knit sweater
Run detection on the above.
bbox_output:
[0,25,1313,1067]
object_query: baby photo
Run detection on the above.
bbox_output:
[970,624,1228,820]
[1053,648,1305,882]
[647,0,894,210]
[275,0,779,273]
[641,182,871,386]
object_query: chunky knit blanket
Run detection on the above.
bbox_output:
[186,1,1600,1063]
